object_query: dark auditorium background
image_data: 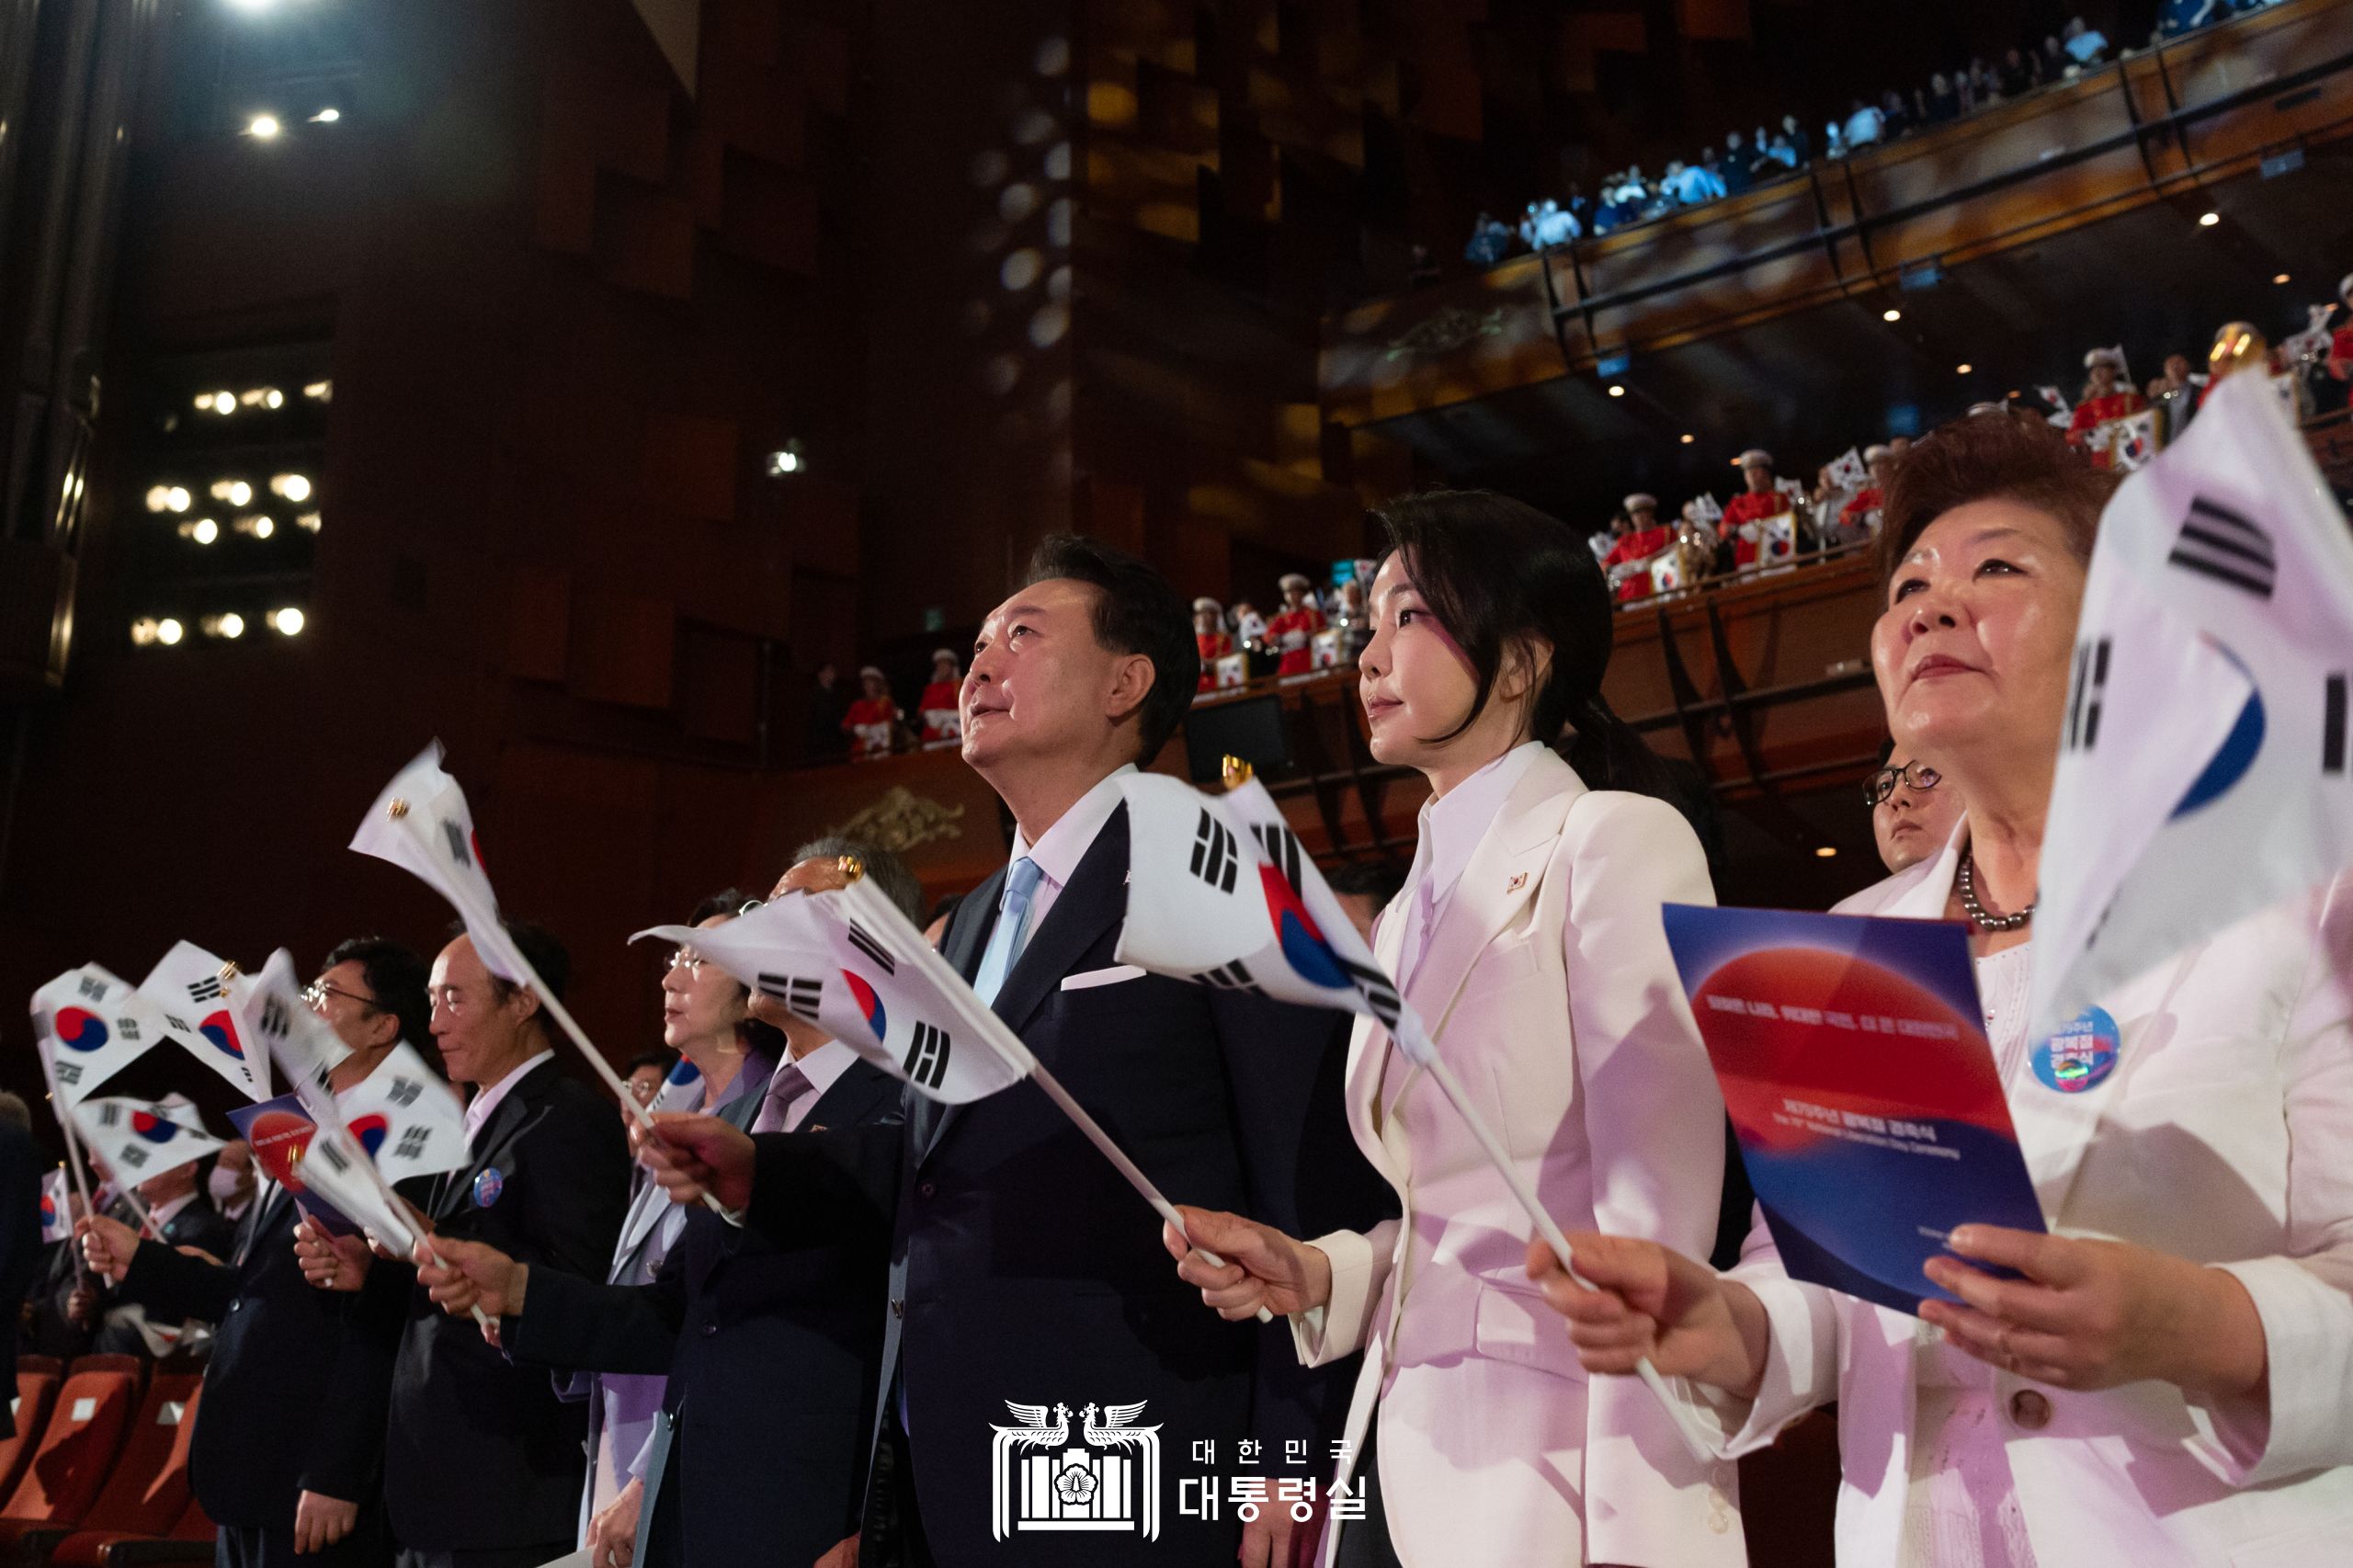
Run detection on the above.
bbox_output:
[4,0,2350,1130]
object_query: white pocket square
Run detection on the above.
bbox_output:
[1061,964,1145,991]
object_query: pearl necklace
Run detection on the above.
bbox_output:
[1957,849,2035,933]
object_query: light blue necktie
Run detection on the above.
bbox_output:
[972,856,1043,1006]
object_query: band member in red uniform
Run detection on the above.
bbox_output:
[1721,448,1793,568]
[1599,494,1676,603]
[2066,346,2149,467]
[1839,443,1894,534]
[916,649,962,743]
[1192,597,1233,691]
[2330,272,2353,408]
[841,665,901,760]
[1266,572,1325,676]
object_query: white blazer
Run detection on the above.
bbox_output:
[1674,826,2353,1567]
[1292,748,1744,1567]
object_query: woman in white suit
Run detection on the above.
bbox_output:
[1165,491,1745,1567]
[1533,410,2353,1567]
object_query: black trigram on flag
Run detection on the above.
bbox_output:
[95,1103,123,1129]
[2326,674,2347,778]
[1249,823,1302,891]
[186,976,224,1004]
[1190,810,1238,894]
[2064,637,2111,752]
[77,975,105,1002]
[115,1017,142,1043]
[386,1077,423,1109]
[847,922,896,975]
[2167,496,2276,599]
[757,972,824,1024]
[394,1126,431,1161]
[1334,956,1404,1031]
[903,1022,952,1090]
[314,1139,351,1176]
[257,996,292,1040]
[1196,960,1261,994]
[440,819,471,866]
[119,1144,148,1169]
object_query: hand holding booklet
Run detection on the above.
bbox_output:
[1661,903,2048,1315]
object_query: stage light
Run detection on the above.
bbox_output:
[168,486,190,512]
[264,388,284,408]
[1956,363,1973,374]
[208,391,236,415]
[764,449,801,477]
[295,511,322,532]
[311,108,340,123]
[187,519,220,544]
[226,0,282,12]
[131,619,159,646]
[1607,384,1625,398]
[270,607,305,636]
[145,485,172,512]
[1680,433,1695,444]
[1813,845,1838,859]
[156,618,184,646]
[302,381,332,401]
[270,472,312,502]
[2274,272,2290,284]
[211,479,253,506]
[252,517,275,539]
[1881,308,1902,323]
[2197,210,2220,227]
[213,612,247,640]
[246,114,281,140]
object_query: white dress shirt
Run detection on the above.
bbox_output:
[1002,763,1136,948]
[773,1039,858,1132]
[462,1048,556,1146]
[1395,742,1545,986]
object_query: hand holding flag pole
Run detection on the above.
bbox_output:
[1115,760,1718,1462]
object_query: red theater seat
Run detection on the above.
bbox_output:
[25,1375,202,1566]
[0,1360,141,1540]
[86,1497,214,1565]
[0,1360,65,1510]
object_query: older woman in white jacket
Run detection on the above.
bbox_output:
[1532,410,2353,1568]
[1163,491,1743,1568]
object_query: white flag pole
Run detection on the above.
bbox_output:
[834,869,1273,1324]
[519,978,728,1221]
[34,1041,97,1233]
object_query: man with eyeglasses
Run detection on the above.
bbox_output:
[1864,741,1965,875]
[78,937,430,1567]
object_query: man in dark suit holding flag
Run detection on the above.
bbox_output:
[79,937,431,1567]
[642,536,1388,1568]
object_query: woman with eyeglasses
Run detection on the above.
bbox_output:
[1161,490,1743,1567]
[1531,410,2353,1566]
[1865,741,1965,875]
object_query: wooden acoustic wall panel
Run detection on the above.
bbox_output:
[642,412,740,522]
[567,589,676,708]
[1675,0,1750,43]
[775,472,858,581]
[1321,256,1563,426]
[713,152,821,276]
[676,623,762,744]
[595,180,698,299]
[507,564,572,682]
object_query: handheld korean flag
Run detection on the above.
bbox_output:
[140,941,271,1101]
[1118,769,1719,1461]
[1826,447,1868,492]
[31,966,179,1108]
[349,744,688,1177]
[2029,369,2353,1039]
[632,892,1031,1105]
[337,1043,472,1186]
[2109,409,2159,473]
[70,1096,223,1187]
[40,1167,73,1244]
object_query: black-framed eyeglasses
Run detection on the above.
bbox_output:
[303,980,382,1013]
[1861,760,1942,807]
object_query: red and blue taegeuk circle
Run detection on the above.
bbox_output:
[841,971,888,1040]
[1258,866,1347,990]
[130,1109,180,1144]
[54,1007,110,1052]
[348,1113,391,1158]
[199,1008,244,1061]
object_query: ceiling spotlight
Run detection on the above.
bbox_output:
[270,473,312,502]
[169,487,190,512]
[311,108,340,123]
[1881,308,1902,323]
[1956,362,1973,374]
[264,388,284,409]
[190,518,219,545]
[1607,384,1626,398]
[246,114,281,140]
[211,392,237,415]
[211,479,253,506]
[295,511,322,532]
[156,618,184,646]
[145,485,172,513]
[215,612,246,640]
[1680,433,1696,444]
[302,381,332,401]
[2274,272,2291,285]
[2197,210,2220,227]
[270,607,306,636]
[765,449,802,476]
[252,517,275,540]
[131,618,159,646]
[1813,845,1838,859]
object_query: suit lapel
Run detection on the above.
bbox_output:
[911,872,1004,1162]
[1400,753,1578,1047]
[919,809,1131,1165]
[1345,903,1410,1185]
[438,1060,554,1221]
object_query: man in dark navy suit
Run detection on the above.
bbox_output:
[347,922,630,1568]
[411,842,921,1568]
[81,938,432,1567]
[642,537,1388,1568]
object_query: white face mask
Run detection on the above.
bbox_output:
[210,1165,251,1209]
